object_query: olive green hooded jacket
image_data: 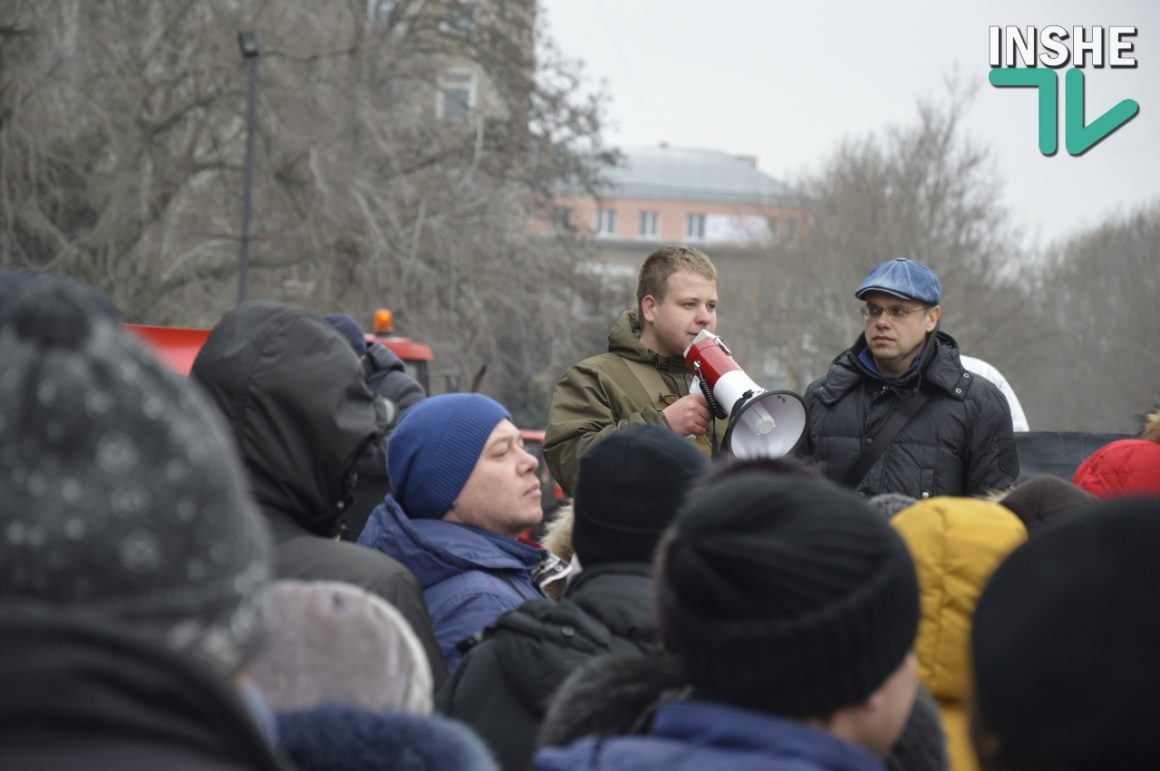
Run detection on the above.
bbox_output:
[543,309,721,496]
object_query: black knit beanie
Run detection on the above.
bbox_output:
[572,426,707,566]
[658,472,919,718]
[972,497,1160,770]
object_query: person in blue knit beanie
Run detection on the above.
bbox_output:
[358,393,546,670]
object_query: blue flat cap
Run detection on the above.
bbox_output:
[855,258,942,305]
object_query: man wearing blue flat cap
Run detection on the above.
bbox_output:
[798,258,1018,499]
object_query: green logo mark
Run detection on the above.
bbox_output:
[989,68,1139,156]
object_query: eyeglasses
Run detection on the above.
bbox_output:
[860,303,929,321]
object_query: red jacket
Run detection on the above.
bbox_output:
[1072,438,1160,499]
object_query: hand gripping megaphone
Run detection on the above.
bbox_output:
[683,329,807,459]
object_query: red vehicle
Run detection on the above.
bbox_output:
[125,312,565,516]
[123,313,434,390]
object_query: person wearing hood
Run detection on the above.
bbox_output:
[543,245,727,496]
[1070,408,1160,500]
[798,258,1019,499]
[324,312,427,417]
[890,497,1027,771]
[358,393,547,671]
[323,312,427,541]
[438,425,708,771]
[0,276,282,770]
[190,300,446,688]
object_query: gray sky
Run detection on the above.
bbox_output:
[541,0,1159,250]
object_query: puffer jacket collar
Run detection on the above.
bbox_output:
[358,495,543,589]
[816,330,968,406]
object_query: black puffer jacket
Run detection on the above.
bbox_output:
[190,301,446,688]
[800,331,1019,498]
[437,565,660,771]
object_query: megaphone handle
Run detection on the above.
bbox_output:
[696,373,728,421]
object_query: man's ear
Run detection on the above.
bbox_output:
[640,294,658,325]
[924,305,941,333]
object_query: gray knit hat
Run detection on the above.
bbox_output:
[0,277,271,677]
[247,580,433,714]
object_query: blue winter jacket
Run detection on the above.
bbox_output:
[358,496,543,670]
[535,700,886,771]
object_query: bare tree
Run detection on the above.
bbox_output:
[1022,202,1160,432]
[0,0,615,425]
[732,82,1036,393]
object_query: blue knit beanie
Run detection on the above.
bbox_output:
[387,393,511,520]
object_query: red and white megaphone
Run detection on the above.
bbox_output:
[683,329,807,459]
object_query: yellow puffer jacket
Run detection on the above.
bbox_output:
[891,497,1027,771]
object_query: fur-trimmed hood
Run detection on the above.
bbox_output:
[277,706,497,771]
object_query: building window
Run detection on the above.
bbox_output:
[785,218,798,243]
[595,208,617,237]
[685,213,706,240]
[638,210,659,238]
[553,207,572,231]
[438,71,474,123]
[441,0,479,37]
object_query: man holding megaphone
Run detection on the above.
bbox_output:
[544,246,727,496]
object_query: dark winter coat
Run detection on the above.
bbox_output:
[190,300,446,688]
[535,699,887,771]
[799,331,1018,498]
[538,652,688,750]
[539,654,947,771]
[275,706,496,771]
[0,611,285,771]
[359,496,544,671]
[344,340,428,540]
[438,565,662,771]
[364,340,426,414]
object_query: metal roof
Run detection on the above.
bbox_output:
[595,145,793,204]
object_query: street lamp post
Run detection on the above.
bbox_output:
[237,31,261,304]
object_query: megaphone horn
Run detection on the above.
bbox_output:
[683,330,807,459]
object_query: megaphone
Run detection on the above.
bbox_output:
[683,329,807,459]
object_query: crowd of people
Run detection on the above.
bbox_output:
[1,253,1157,771]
